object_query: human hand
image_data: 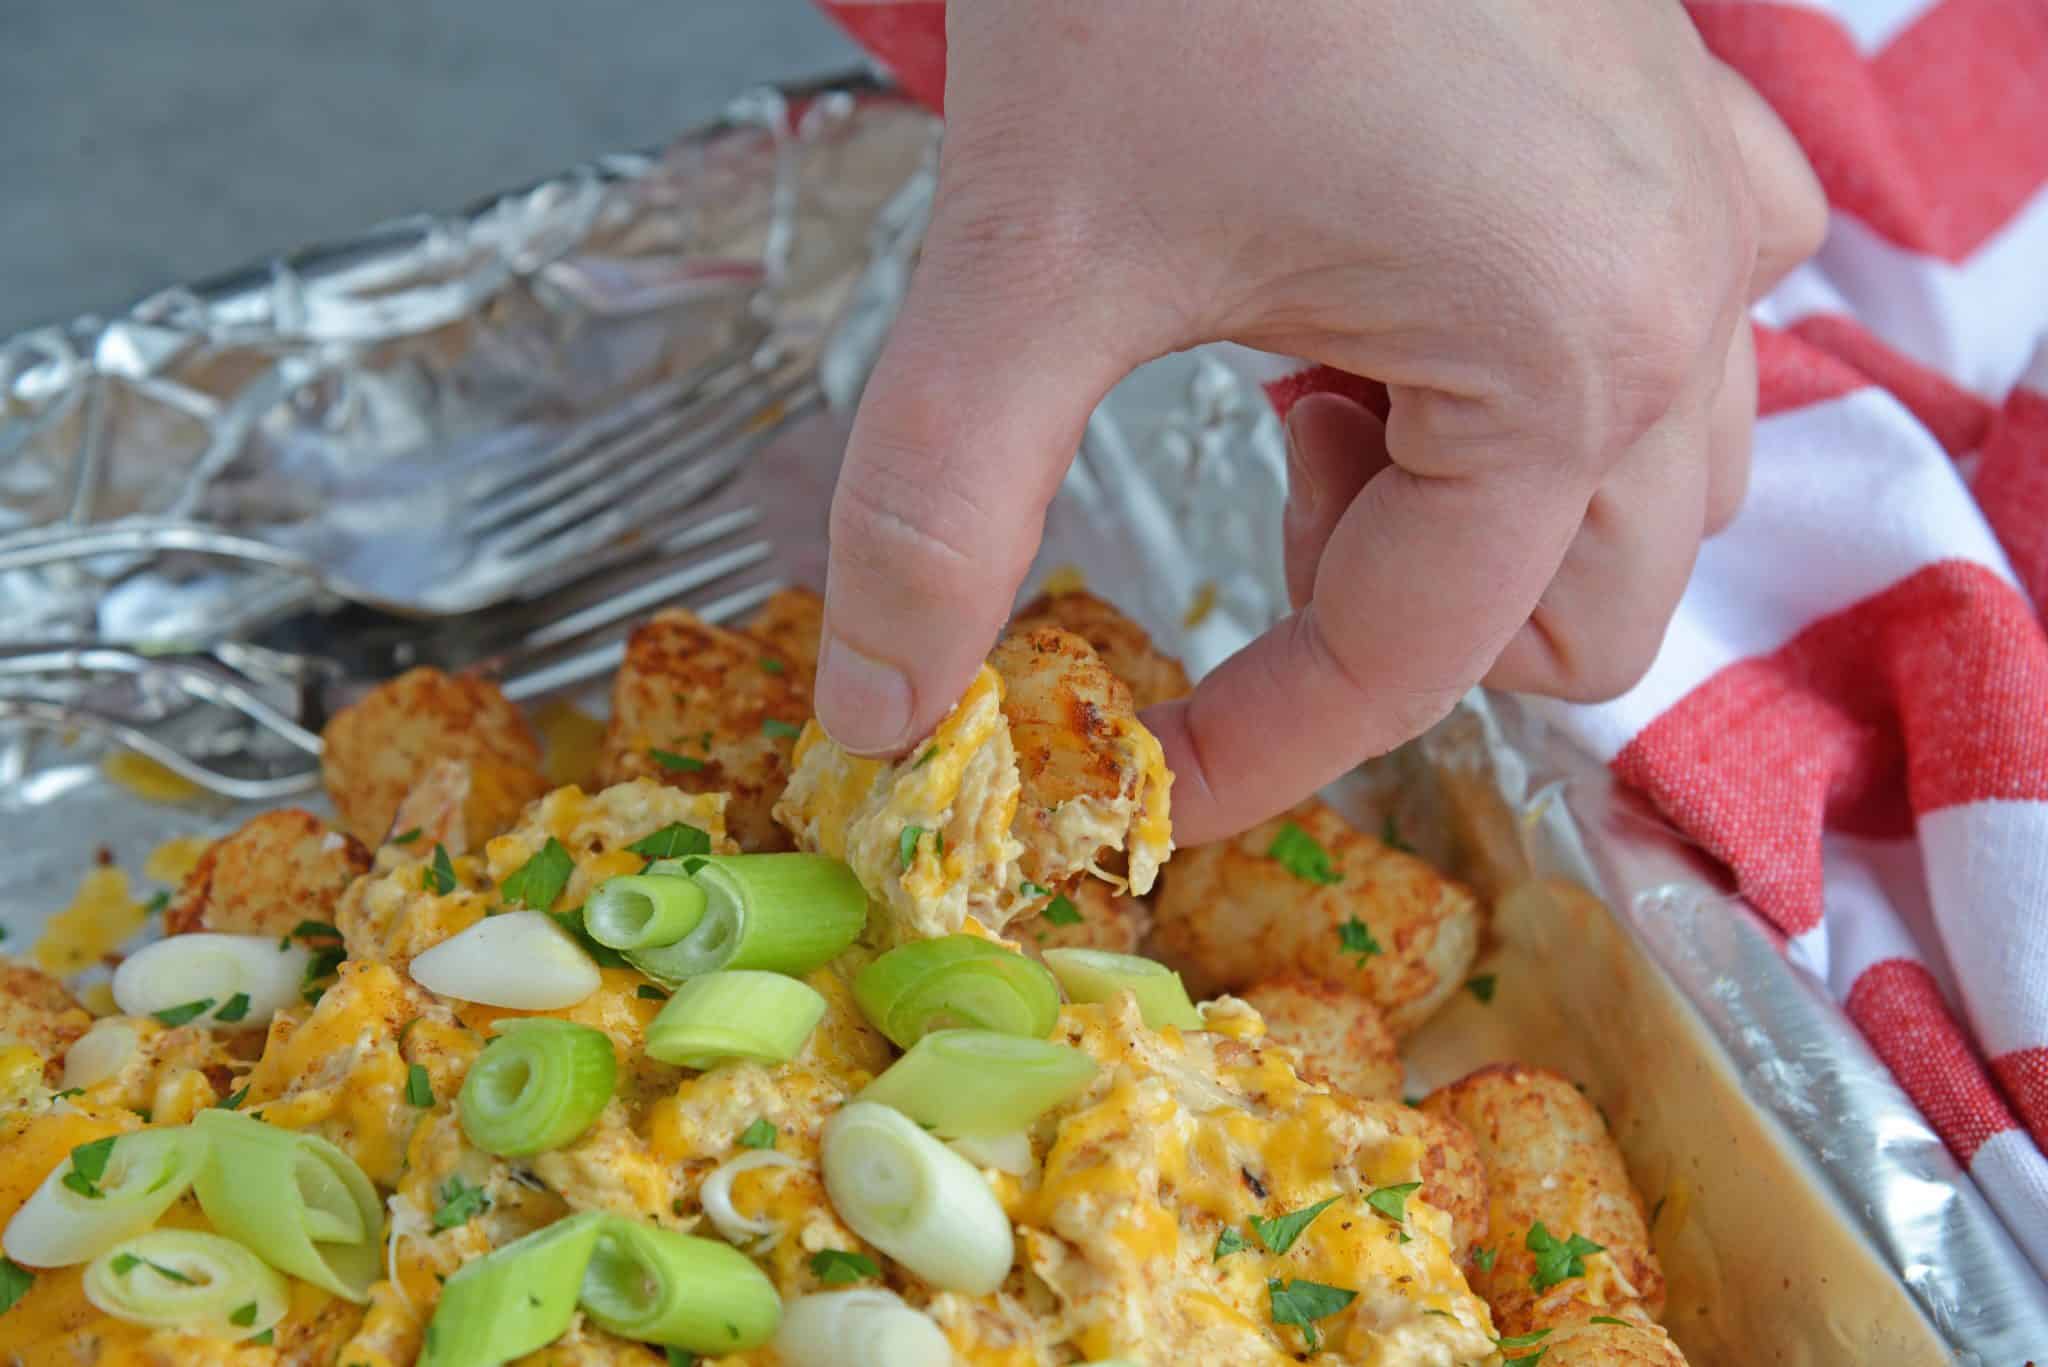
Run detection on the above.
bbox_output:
[814,1,1825,845]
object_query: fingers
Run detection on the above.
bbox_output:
[1710,57,1827,296]
[1151,428,1589,844]
[1282,394,1389,611]
[817,204,1131,756]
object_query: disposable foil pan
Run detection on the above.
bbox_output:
[2,72,2044,1366]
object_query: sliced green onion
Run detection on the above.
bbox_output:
[852,936,1062,1049]
[458,1019,618,1157]
[584,873,707,951]
[644,971,826,1070]
[580,1216,780,1352]
[947,1130,1035,1176]
[700,1150,801,1246]
[191,1110,382,1302]
[820,1102,1013,1295]
[1041,948,1203,1031]
[420,1211,605,1367]
[776,1289,953,1367]
[4,1128,208,1267]
[626,855,866,985]
[111,933,312,1033]
[83,1230,287,1337]
[859,1031,1097,1137]
[408,910,600,1010]
[61,1018,141,1090]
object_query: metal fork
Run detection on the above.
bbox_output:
[0,511,786,801]
[0,342,819,619]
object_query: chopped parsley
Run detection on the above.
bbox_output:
[214,1086,250,1111]
[1499,1328,1553,1367]
[738,1119,778,1150]
[152,999,215,1028]
[759,656,786,674]
[1337,918,1382,966]
[1379,813,1413,854]
[432,1177,490,1230]
[1041,893,1083,926]
[666,1350,696,1367]
[912,745,940,769]
[550,911,629,969]
[391,827,423,845]
[214,992,251,1023]
[1267,1277,1356,1352]
[230,1301,259,1327]
[1465,974,1497,1004]
[51,1088,83,1101]
[808,1249,878,1285]
[650,748,706,773]
[627,823,712,860]
[1267,821,1342,885]
[287,920,343,950]
[251,1329,273,1344]
[0,1257,32,1314]
[422,844,457,895]
[637,985,669,1001]
[1472,1246,1497,1273]
[1526,1221,1604,1291]
[62,1136,116,1200]
[1213,1226,1248,1260]
[1364,1181,1421,1225]
[142,891,171,917]
[405,1064,434,1108]
[1589,1316,1629,1326]
[1251,1196,1340,1255]
[762,718,803,740]
[1019,880,1052,900]
[898,826,925,870]
[302,942,347,1002]
[109,1253,194,1285]
[500,837,573,911]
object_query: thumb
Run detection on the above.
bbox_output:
[817,205,1131,754]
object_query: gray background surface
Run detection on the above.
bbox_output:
[0,1,863,336]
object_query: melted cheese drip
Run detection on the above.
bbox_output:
[101,751,202,803]
[142,835,212,886]
[34,867,144,974]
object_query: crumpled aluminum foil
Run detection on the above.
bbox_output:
[3,72,2043,1364]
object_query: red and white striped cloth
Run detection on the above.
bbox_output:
[819,0,2048,1280]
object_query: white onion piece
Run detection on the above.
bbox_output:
[4,1128,206,1267]
[63,1018,142,1090]
[407,911,599,1009]
[700,1150,801,1246]
[946,1130,1034,1176]
[821,1102,1012,1295]
[112,935,311,1032]
[775,1289,954,1367]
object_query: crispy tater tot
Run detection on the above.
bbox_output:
[1421,1062,1666,1337]
[1240,976,1403,1102]
[596,608,811,852]
[321,667,547,846]
[1350,1098,1490,1260]
[0,960,93,1081]
[1543,1313,1690,1366]
[1150,798,1481,1036]
[1018,877,1151,956]
[747,585,825,692]
[163,809,370,938]
[1012,587,1192,709]
[987,625,1173,894]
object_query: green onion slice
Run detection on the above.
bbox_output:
[584,874,708,951]
[775,1289,954,1367]
[458,1019,618,1157]
[858,1030,1098,1137]
[851,936,1061,1049]
[3,1128,208,1267]
[420,1211,606,1367]
[190,1110,382,1302]
[820,1102,1013,1296]
[580,1215,780,1352]
[1041,948,1204,1031]
[83,1230,287,1337]
[627,855,866,986]
[110,933,311,1033]
[644,971,827,1071]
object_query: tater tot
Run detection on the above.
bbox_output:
[321,667,547,846]
[1421,1063,1666,1336]
[1351,1098,1490,1260]
[0,961,93,1081]
[597,609,810,853]
[1150,798,1481,1036]
[163,809,370,938]
[1017,878,1151,956]
[1012,588,1192,709]
[1239,976,1403,1102]
[747,585,824,692]
[1543,1314,1690,1366]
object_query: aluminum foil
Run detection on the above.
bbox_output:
[3,71,2045,1365]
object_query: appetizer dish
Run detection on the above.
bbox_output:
[1,588,1689,1366]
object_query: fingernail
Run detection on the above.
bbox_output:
[1284,403,1322,519]
[816,631,915,756]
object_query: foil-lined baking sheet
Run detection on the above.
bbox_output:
[3,72,2044,1365]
